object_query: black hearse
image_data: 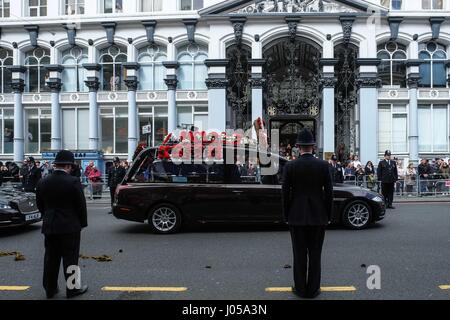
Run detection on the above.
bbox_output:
[113,146,385,234]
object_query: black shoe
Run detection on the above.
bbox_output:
[108,211,113,215]
[387,205,395,209]
[306,289,321,299]
[67,285,88,299]
[291,286,307,298]
[46,287,59,299]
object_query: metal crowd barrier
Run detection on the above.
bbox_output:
[81,174,111,200]
[342,174,450,197]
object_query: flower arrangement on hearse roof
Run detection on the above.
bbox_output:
[156,120,267,161]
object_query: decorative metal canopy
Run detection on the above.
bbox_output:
[264,37,321,117]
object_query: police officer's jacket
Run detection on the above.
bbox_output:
[282,154,333,226]
[36,170,87,235]
[376,159,398,184]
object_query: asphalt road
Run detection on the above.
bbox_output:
[0,202,449,300]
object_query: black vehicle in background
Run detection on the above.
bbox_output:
[0,185,41,228]
[113,147,386,234]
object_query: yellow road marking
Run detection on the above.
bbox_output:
[439,285,450,290]
[0,286,31,291]
[266,286,356,292]
[101,286,188,292]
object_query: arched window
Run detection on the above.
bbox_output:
[61,46,88,92]
[0,48,12,93]
[138,44,167,91]
[99,45,127,91]
[24,47,50,93]
[377,42,407,88]
[419,41,447,88]
[177,43,208,90]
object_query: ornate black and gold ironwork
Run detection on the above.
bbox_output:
[334,43,358,155]
[226,44,252,129]
[264,38,321,117]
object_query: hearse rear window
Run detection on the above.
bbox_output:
[130,159,226,184]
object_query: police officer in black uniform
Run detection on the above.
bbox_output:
[36,150,88,299]
[328,154,344,183]
[282,129,333,299]
[377,150,398,209]
[107,157,126,213]
[23,156,42,192]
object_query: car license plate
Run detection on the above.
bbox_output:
[25,213,41,221]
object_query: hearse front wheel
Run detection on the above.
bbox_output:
[342,200,372,230]
[148,204,182,234]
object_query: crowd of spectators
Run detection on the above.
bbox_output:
[0,158,131,199]
[329,153,450,195]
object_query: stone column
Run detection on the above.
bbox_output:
[407,73,421,166]
[163,61,179,134]
[83,63,101,151]
[406,39,421,166]
[357,74,381,165]
[320,58,338,160]
[45,65,64,150]
[205,59,229,133]
[124,62,140,161]
[9,66,26,162]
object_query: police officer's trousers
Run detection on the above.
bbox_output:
[381,183,395,207]
[43,232,80,295]
[289,226,326,296]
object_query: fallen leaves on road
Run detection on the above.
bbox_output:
[0,251,26,261]
[79,254,112,262]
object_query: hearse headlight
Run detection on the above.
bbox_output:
[0,203,12,209]
[371,196,383,203]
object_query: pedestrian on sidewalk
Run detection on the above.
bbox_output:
[23,156,42,193]
[88,166,103,200]
[328,154,344,184]
[364,161,376,190]
[107,157,126,214]
[282,128,333,299]
[395,159,405,196]
[36,150,88,299]
[377,150,398,209]
[404,163,417,195]
[418,159,431,195]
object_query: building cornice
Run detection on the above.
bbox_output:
[162,61,180,69]
[44,64,64,72]
[356,58,381,67]
[83,63,101,71]
[248,59,265,67]
[204,59,229,67]
[7,65,26,73]
[0,13,202,28]
[406,59,423,67]
[123,62,140,70]
[320,58,339,66]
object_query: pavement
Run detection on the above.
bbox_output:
[0,202,449,300]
